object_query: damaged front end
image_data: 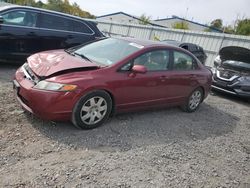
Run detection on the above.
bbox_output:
[13,50,101,120]
[211,46,250,98]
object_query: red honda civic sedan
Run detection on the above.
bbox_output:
[14,37,212,129]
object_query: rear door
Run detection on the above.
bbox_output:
[36,12,96,51]
[166,50,201,102]
[0,8,39,62]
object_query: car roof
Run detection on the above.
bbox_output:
[0,4,96,23]
[116,37,175,48]
[161,40,183,47]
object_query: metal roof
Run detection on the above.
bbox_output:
[155,16,223,33]
[96,11,166,28]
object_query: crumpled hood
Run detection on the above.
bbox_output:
[27,50,99,77]
[219,46,250,64]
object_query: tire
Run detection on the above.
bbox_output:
[181,87,203,112]
[72,90,112,129]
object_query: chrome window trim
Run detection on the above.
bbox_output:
[0,8,95,35]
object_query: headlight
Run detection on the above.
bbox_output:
[214,55,221,64]
[34,80,77,91]
[211,67,216,74]
[238,76,250,82]
[244,77,250,81]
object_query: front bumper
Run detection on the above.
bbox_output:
[13,67,79,121]
[212,75,250,98]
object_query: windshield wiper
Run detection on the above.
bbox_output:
[72,52,92,62]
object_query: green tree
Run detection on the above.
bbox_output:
[139,14,151,25]
[5,0,37,6]
[172,21,189,30]
[210,19,223,30]
[223,25,235,34]
[4,0,95,18]
[235,19,250,36]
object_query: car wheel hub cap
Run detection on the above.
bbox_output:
[80,97,107,125]
[189,91,201,110]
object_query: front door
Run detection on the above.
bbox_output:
[113,49,173,110]
[0,9,39,62]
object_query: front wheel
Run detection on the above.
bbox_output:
[182,88,203,112]
[72,90,112,129]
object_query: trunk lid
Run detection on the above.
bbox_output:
[27,50,99,77]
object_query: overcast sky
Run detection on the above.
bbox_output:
[68,0,250,26]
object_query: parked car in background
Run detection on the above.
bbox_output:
[161,40,207,65]
[0,5,104,63]
[211,46,250,98]
[14,37,212,129]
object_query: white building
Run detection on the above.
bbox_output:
[97,12,222,33]
[154,16,222,32]
[96,12,163,27]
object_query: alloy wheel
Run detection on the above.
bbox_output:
[80,96,107,125]
[189,90,202,110]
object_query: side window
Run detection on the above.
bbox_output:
[181,45,189,51]
[73,20,93,34]
[134,50,170,71]
[39,13,72,31]
[120,61,133,71]
[2,10,37,27]
[190,44,198,52]
[173,51,197,70]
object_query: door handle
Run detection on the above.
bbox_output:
[67,35,74,39]
[159,75,168,82]
[189,74,197,79]
[27,32,35,36]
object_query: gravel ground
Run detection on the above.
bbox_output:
[0,64,250,188]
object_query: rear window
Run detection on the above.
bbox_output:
[72,20,93,34]
[38,13,94,34]
[173,51,197,70]
[39,13,72,31]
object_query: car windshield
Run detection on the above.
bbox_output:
[74,38,143,66]
[222,60,250,71]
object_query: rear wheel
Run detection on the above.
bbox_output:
[72,90,112,129]
[182,88,203,112]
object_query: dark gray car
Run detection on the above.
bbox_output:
[211,46,250,98]
[0,4,104,64]
[161,40,207,64]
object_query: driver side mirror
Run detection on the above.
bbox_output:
[0,16,3,24]
[132,65,147,74]
[129,65,147,78]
